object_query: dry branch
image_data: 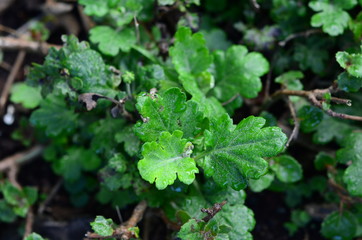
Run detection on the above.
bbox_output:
[272,88,362,122]
[0,36,61,54]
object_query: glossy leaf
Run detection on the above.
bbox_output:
[270,155,303,183]
[321,211,357,240]
[336,132,362,163]
[201,114,287,190]
[337,72,362,92]
[298,105,323,133]
[134,88,204,142]
[313,115,354,144]
[138,130,199,190]
[248,172,275,192]
[24,233,46,240]
[336,51,362,78]
[314,152,336,170]
[90,216,114,236]
[343,161,362,196]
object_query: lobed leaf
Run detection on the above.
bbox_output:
[138,130,199,190]
[201,114,287,190]
[90,216,114,236]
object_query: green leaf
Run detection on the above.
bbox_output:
[134,88,204,142]
[90,26,136,56]
[30,94,78,137]
[201,28,232,51]
[343,161,362,196]
[293,40,329,75]
[90,216,115,236]
[298,105,323,133]
[275,71,304,90]
[10,83,42,109]
[337,72,362,92]
[24,233,46,240]
[309,0,357,36]
[336,132,362,163]
[201,114,287,190]
[178,219,230,240]
[321,211,357,240]
[170,27,213,75]
[248,172,275,192]
[0,200,16,223]
[79,0,109,17]
[312,115,355,144]
[336,51,362,78]
[211,45,269,101]
[214,203,255,240]
[115,126,141,157]
[314,152,336,170]
[59,148,101,181]
[138,130,199,190]
[270,155,303,183]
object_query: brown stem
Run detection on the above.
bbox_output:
[279,29,322,47]
[272,88,362,121]
[222,94,239,106]
[201,200,227,223]
[0,50,26,115]
[286,98,299,147]
[24,206,34,238]
[0,145,44,172]
[0,37,61,54]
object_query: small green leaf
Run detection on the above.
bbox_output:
[298,105,323,133]
[211,45,269,101]
[270,155,303,183]
[314,152,336,170]
[336,51,362,78]
[248,172,275,192]
[344,161,362,196]
[336,132,362,163]
[30,94,78,136]
[337,72,362,92]
[138,130,199,190]
[90,216,115,236]
[170,27,213,75]
[321,211,357,240]
[201,114,287,190]
[24,233,46,240]
[10,83,42,109]
[214,203,255,240]
[79,0,109,17]
[0,200,16,223]
[134,88,204,142]
[309,0,357,36]
[90,26,136,56]
[275,71,304,90]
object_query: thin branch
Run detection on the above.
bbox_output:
[249,0,260,11]
[85,201,148,240]
[0,50,26,115]
[272,88,362,121]
[279,29,322,47]
[201,200,227,223]
[222,94,239,106]
[0,145,44,172]
[286,98,299,147]
[38,178,64,215]
[24,207,35,238]
[0,37,61,54]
